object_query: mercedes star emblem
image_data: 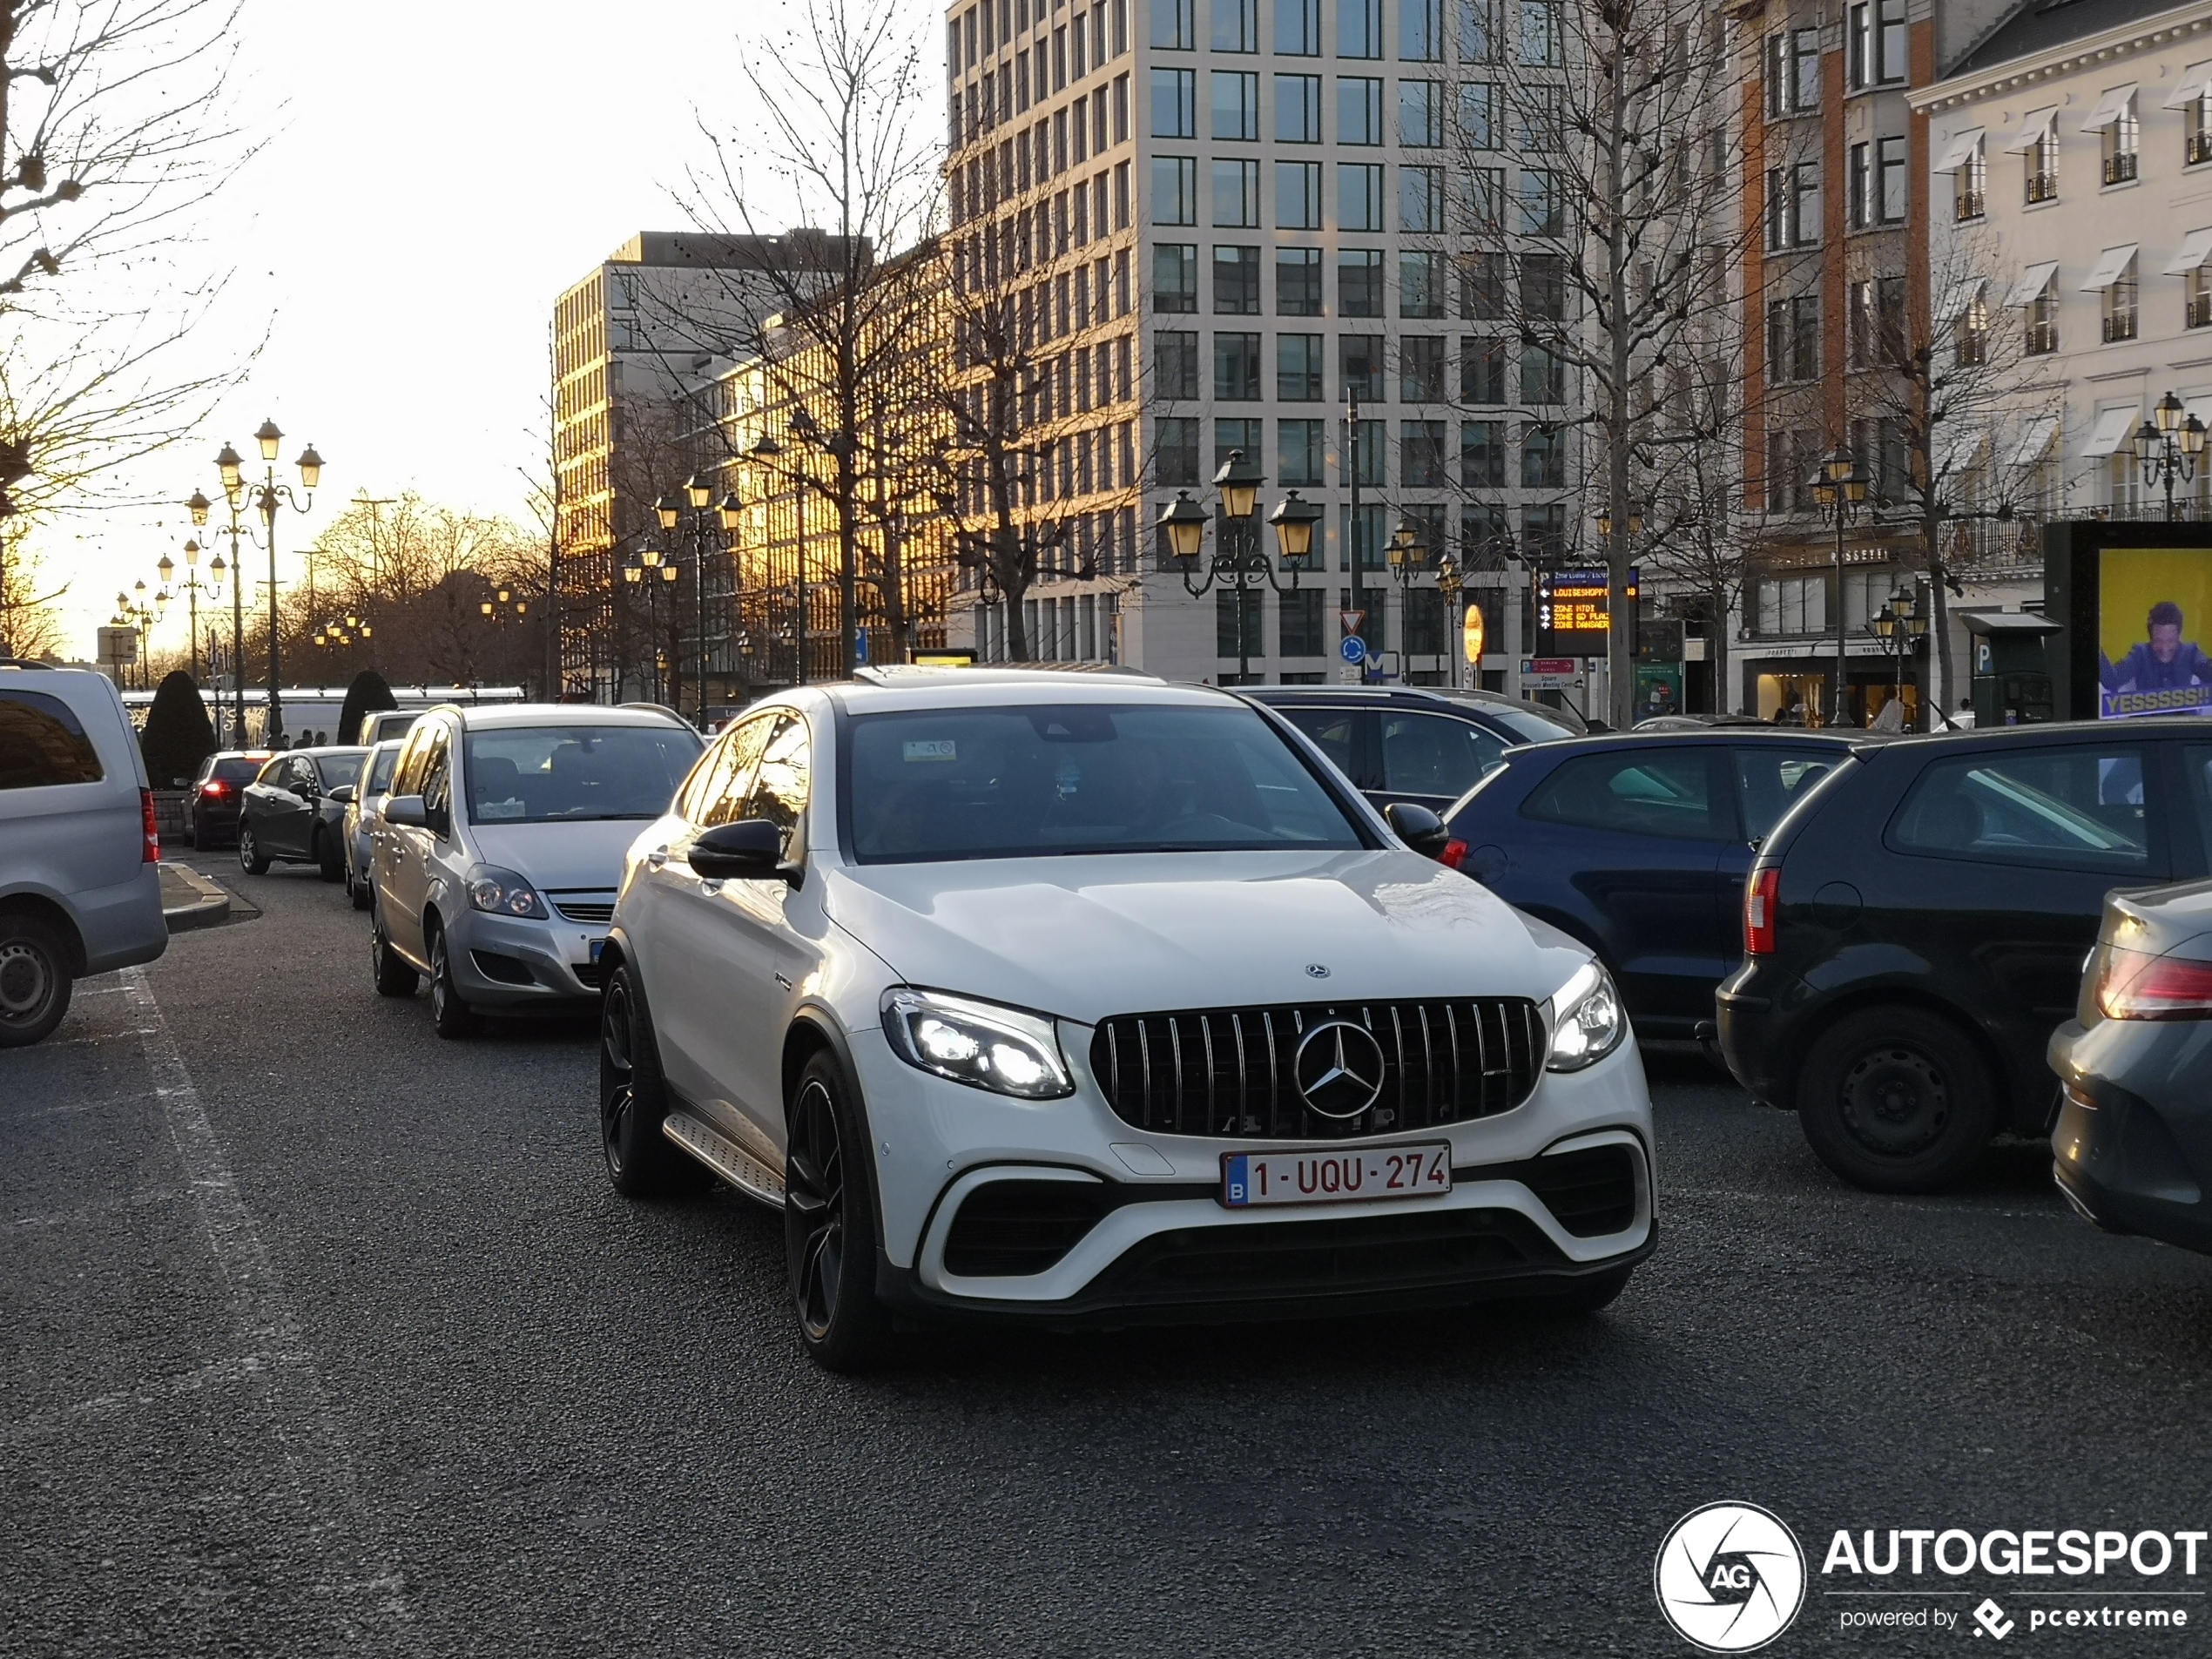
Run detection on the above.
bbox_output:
[1292,1019,1387,1119]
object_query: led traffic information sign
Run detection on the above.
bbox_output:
[1536,567,1639,658]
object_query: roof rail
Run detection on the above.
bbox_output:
[0,657,55,669]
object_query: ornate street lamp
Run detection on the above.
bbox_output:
[1809,446,1869,726]
[2133,390,2209,521]
[1154,452,1314,686]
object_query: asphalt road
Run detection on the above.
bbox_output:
[6,859,2212,1658]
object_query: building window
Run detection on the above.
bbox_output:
[1150,0,1193,50]
[1847,0,1905,91]
[1211,0,1257,51]
[1339,76,1384,145]
[2191,92,2212,166]
[1152,155,1197,223]
[2027,125,2058,204]
[1276,0,1320,56]
[1753,572,1830,635]
[2188,264,2212,330]
[1845,275,1904,368]
[1461,419,1506,487]
[2096,91,2140,185]
[1462,165,1505,232]
[1461,336,1506,403]
[2021,273,2059,355]
[1214,331,1262,399]
[1401,0,1441,60]
[1348,421,1386,487]
[1279,588,1325,655]
[1460,252,1505,319]
[1276,159,1322,227]
[1766,293,1820,382]
[1278,246,1323,314]
[1401,335,1446,401]
[1876,136,1905,222]
[1340,0,1381,58]
[2099,252,2139,342]
[1521,502,1566,559]
[1156,415,1199,484]
[1278,333,1325,400]
[1154,243,1197,312]
[1340,163,1384,231]
[1400,79,1442,146]
[1211,70,1259,140]
[1458,82,1497,150]
[1521,253,1565,319]
[1217,587,1264,660]
[1520,0,1559,66]
[1211,158,1258,226]
[1213,244,1259,313]
[1156,329,1200,399]
[1342,335,1386,402]
[1341,247,1384,315]
[1520,342,1565,405]
[1278,417,1325,485]
[1459,0,1500,64]
[1401,250,1444,318]
[1955,287,1988,366]
[1518,83,1563,152]
[1766,27,1818,117]
[1517,169,1561,235]
[1150,70,1194,138]
[1952,141,1986,221]
[1403,420,1447,485]
[1400,165,1442,232]
[1765,161,1819,249]
[1275,72,1321,141]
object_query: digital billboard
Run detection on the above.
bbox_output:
[2096,548,2212,719]
[1536,568,1638,658]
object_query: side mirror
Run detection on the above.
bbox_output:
[385,794,428,829]
[291,781,316,800]
[687,818,792,884]
[1384,800,1451,860]
[327,785,356,806]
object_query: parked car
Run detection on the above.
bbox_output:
[1718,719,2212,1191]
[180,751,269,849]
[1435,730,1858,1039]
[342,738,404,910]
[368,704,704,1035]
[597,668,1656,1369]
[237,746,368,880]
[356,708,421,747]
[0,661,166,1046]
[2050,877,2212,1253]
[1242,685,1581,815]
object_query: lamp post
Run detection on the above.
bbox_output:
[1808,447,1869,728]
[206,423,322,747]
[1865,579,1930,726]
[2132,391,2209,522]
[656,475,739,726]
[186,488,249,745]
[158,539,223,686]
[1156,449,1322,686]
[115,584,159,691]
[1437,555,1466,690]
[621,546,681,704]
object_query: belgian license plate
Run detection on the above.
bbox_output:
[589,938,609,963]
[1221,1143,1452,1209]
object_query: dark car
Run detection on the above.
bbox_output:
[1243,685,1581,814]
[180,751,269,850]
[1717,719,2212,1192]
[2050,879,2212,1253]
[238,746,368,881]
[1437,730,1858,1038]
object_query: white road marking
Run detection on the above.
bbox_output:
[119,965,424,1650]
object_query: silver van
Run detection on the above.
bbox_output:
[356,708,421,747]
[0,662,168,1045]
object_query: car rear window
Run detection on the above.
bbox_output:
[0,690,104,790]
[367,747,399,792]
[210,757,260,781]
[1522,749,1727,840]
[1890,746,2150,872]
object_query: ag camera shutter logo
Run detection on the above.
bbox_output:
[1655,1502,1807,1652]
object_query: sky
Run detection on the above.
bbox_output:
[42,0,909,664]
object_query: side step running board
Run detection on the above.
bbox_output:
[662,1109,786,1208]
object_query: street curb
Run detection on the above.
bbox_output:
[160,863,257,934]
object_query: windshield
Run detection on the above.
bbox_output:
[845,703,1367,863]
[315,753,363,789]
[367,747,399,792]
[464,725,703,825]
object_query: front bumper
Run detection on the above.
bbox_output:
[2050,1017,2212,1255]
[442,906,609,1011]
[848,1022,1656,1320]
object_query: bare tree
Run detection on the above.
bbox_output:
[0,517,63,655]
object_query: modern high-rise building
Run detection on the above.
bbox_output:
[941,0,1574,687]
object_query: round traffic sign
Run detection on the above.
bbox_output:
[1339,635,1367,664]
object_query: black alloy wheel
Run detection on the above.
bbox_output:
[237,820,269,875]
[0,914,71,1048]
[1797,1006,1998,1193]
[597,963,706,1198]
[784,1051,893,1371]
[370,905,418,997]
[427,923,479,1039]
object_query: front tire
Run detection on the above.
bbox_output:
[371,906,418,998]
[314,829,344,883]
[428,922,479,1039]
[0,914,72,1048]
[599,962,710,1198]
[237,821,269,875]
[1797,1006,1998,1192]
[785,1050,894,1372]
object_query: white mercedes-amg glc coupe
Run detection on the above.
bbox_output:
[597,669,1655,1368]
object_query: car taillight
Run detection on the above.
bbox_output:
[2095,947,2212,1021]
[140,787,160,863]
[1440,839,1468,870]
[202,780,230,797]
[1744,867,1779,955]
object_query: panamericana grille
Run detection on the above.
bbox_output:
[547,892,615,924]
[1090,999,1544,1140]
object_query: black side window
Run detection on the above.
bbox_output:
[256,757,288,788]
[736,715,811,861]
[1281,707,1376,789]
[1890,745,2151,873]
[1379,711,1507,798]
[1735,746,1841,842]
[420,727,453,825]
[1523,749,1727,840]
[0,690,103,790]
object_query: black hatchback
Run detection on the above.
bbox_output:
[1717,719,2212,1191]
[1242,685,1581,814]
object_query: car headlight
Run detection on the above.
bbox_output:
[880,987,1074,1099]
[466,863,547,919]
[1545,961,1625,1072]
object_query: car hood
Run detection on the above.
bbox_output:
[823,849,1590,1025]
[468,819,647,890]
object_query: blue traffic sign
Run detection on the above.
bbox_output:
[1339,635,1367,664]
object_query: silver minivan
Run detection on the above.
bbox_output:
[368,703,702,1037]
[0,662,167,1045]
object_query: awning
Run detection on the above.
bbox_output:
[2165,228,2212,274]
[1932,127,1986,172]
[1934,423,1987,482]
[2082,244,2139,291]
[2164,61,2212,109]
[2081,406,2144,459]
[2184,392,2212,431]
[2004,260,2060,305]
[2081,83,2138,131]
[2004,106,2060,153]
[1939,276,1986,319]
[2010,414,2059,467]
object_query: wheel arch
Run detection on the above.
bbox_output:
[0,893,87,975]
[781,1010,891,1250]
[1782,987,2015,1121]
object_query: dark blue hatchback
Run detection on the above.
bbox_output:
[1439,730,1861,1039]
